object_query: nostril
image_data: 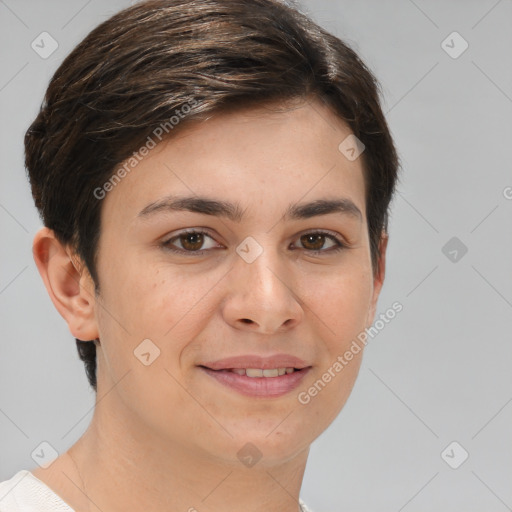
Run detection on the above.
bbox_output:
[240,319,253,324]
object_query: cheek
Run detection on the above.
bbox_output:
[308,265,373,345]
[92,263,226,446]
[295,270,370,433]
[98,256,193,332]
[95,259,218,367]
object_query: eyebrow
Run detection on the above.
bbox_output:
[137,195,362,223]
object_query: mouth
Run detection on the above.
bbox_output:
[200,366,301,377]
[198,360,311,398]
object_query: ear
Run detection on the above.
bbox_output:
[32,227,99,341]
[366,231,388,327]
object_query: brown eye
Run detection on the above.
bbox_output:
[294,231,345,254]
[180,232,204,251]
[162,230,220,254]
[300,233,326,251]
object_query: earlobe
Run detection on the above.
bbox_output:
[32,227,99,341]
[366,231,388,326]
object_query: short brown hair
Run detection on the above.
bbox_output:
[25,0,400,391]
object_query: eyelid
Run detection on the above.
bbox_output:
[292,229,347,253]
[295,228,347,244]
[161,228,222,252]
[161,228,348,255]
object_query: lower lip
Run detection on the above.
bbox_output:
[200,367,311,398]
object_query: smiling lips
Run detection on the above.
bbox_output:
[231,367,295,377]
[199,354,311,397]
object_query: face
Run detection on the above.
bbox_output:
[78,98,385,465]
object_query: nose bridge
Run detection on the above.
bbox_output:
[223,236,303,332]
[237,236,290,296]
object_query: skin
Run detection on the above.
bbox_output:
[31,97,387,512]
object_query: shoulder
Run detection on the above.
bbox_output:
[0,470,75,512]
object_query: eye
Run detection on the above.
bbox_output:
[162,229,221,255]
[161,229,346,256]
[292,231,346,255]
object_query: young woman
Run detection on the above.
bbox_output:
[0,1,399,510]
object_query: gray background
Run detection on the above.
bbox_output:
[1,1,511,511]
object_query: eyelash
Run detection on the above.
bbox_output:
[161,229,347,256]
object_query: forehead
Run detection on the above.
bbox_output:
[100,98,367,227]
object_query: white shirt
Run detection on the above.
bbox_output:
[0,470,74,511]
[0,469,314,511]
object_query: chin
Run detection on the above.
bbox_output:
[207,423,316,468]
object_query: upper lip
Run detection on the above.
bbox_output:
[199,354,310,370]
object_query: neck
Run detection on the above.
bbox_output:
[61,397,309,512]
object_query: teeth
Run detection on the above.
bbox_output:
[245,368,263,377]
[231,368,295,378]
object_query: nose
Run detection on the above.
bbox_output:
[221,247,304,334]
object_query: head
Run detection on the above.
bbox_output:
[27,0,399,464]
